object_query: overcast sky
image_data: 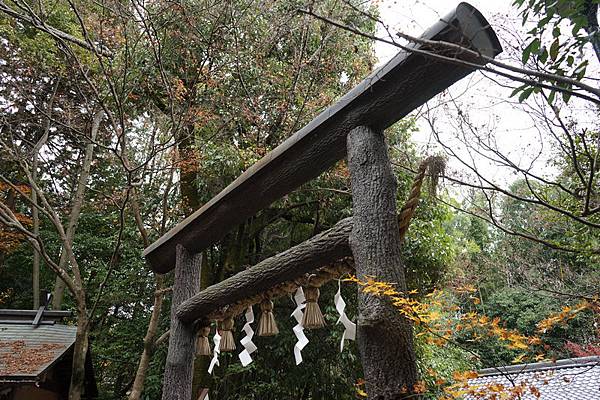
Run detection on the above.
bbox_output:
[372,0,587,191]
[375,1,509,62]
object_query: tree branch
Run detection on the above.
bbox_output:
[0,0,112,56]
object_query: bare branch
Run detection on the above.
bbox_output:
[298,9,600,105]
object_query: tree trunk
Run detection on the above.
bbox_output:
[162,245,201,400]
[128,275,165,400]
[52,276,67,310]
[177,127,200,215]
[69,299,89,400]
[32,79,58,309]
[346,126,418,399]
[32,161,40,309]
[52,110,103,310]
[129,186,167,400]
[583,1,600,64]
[63,111,102,398]
[191,254,212,398]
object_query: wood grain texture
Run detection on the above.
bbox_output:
[347,126,418,399]
[176,218,354,324]
[143,3,502,273]
[162,245,201,400]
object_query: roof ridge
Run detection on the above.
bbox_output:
[477,356,600,377]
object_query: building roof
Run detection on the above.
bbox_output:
[467,356,600,399]
[0,313,77,382]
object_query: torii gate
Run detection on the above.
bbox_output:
[143,3,502,399]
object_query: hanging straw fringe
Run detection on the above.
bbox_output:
[196,325,212,356]
[302,286,325,329]
[257,299,279,336]
[218,318,236,352]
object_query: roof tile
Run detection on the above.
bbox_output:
[0,323,77,379]
[467,357,600,399]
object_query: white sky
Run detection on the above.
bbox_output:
[373,0,597,191]
[375,1,507,62]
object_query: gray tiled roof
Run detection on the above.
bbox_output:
[467,356,600,399]
[0,323,77,380]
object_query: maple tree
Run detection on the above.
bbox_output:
[348,275,598,399]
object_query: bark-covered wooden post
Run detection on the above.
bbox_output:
[162,244,202,400]
[347,126,418,399]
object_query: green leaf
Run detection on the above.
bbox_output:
[552,26,560,38]
[562,89,572,103]
[537,15,552,28]
[522,38,540,64]
[518,86,535,102]
[522,46,532,65]
[546,90,556,105]
[550,38,560,61]
[567,55,574,67]
[539,48,549,63]
[510,84,528,98]
[576,60,589,72]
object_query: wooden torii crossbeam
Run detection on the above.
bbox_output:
[147,3,502,400]
[143,3,501,275]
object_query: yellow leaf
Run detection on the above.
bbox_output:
[512,353,527,363]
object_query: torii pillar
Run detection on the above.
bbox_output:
[162,245,201,400]
[347,126,417,399]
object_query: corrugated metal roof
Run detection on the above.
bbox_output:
[0,323,77,380]
[467,356,600,399]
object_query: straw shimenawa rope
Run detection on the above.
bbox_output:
[206,261,353,321]
[202,160,445,325]
[398,156,446,243]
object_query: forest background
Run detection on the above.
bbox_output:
[0,0,599,398]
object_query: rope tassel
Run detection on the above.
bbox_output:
[196,326,212,357]
[301,286,325,329]
[257,299,279,336]
[218,317,236,352]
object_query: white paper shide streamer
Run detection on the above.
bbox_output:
[335,280,356,352]
[207,329,221,374]
[238,306,257,367]
[291,287,308,365]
